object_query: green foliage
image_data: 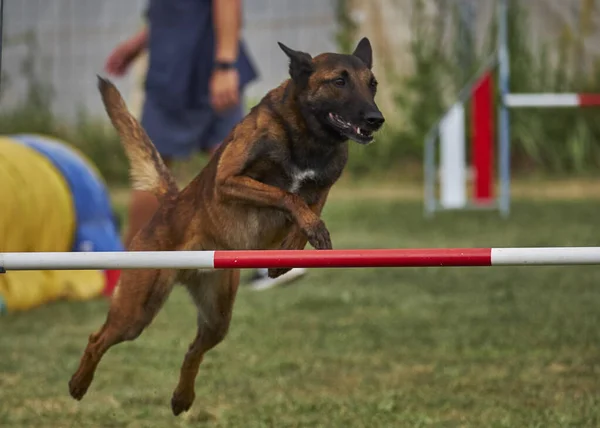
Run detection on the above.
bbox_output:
[0,32,128,184]
[0,97,129,185]
[389,0,451,162]
[339,0,600,178]
[505,0,600,174]
[343,0,453,178]
[334,0,359,54]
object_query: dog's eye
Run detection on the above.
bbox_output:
[333,77,346,87]
[369,78,378,89]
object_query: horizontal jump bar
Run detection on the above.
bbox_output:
[1,248,600,271]
[504,93,600,108]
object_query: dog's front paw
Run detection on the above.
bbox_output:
[305,220,332,250]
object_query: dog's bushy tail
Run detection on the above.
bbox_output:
[97,75,178,199]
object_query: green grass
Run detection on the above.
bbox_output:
[1,199,600,427]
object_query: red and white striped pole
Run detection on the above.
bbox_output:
[505,93,600,108]
[1,248,600,271]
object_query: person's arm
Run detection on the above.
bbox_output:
[126,27,149,58]
[212,0,242,63]
[104,27,149,76]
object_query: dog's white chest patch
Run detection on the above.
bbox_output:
[289,168,317,193]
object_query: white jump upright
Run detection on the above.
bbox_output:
[439,103,467,209]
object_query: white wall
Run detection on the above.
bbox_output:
[1,0,338,122]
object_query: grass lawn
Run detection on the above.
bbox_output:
[1,195,600,427]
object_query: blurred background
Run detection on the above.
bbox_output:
[1,1,600,426]
[3,0,600,183]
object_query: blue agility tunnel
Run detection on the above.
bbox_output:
[9,134,123,300]
[11,134,124,255]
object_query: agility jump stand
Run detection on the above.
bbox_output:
[423,62,498,216]
[424,83,600,218]
[423,0,600,218]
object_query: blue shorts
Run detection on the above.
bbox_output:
[140,95,245,159]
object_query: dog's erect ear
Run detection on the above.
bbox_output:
[278,42,313,86]
[352,37,373,69]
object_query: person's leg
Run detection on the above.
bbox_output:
[123,157,171,248]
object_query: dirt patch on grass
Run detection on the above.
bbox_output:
[329,177,600,201]
[110,177,600,207]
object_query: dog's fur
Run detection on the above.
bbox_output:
[68,38,385,416]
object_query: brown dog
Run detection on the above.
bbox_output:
[68,37,385,415]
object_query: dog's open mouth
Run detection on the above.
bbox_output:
[327,113,374,144]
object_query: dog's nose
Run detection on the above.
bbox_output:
[364,110,385,128]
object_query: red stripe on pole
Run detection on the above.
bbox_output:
[471,71,494,203]
[102,269,121,297]
[578,94,600,106]
[213,248,492,269]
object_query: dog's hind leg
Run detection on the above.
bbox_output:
[68,267,177,401]
[170,269,240,416]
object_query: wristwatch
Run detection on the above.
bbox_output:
[214,61,236,71]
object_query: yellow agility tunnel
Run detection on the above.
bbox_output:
[0,135,123,313]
